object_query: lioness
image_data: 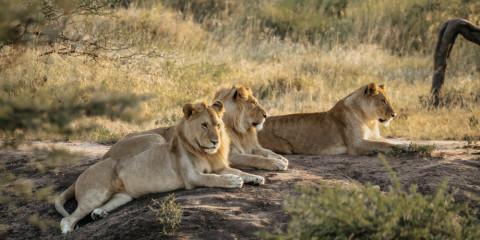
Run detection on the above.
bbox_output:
[257,83,397,155]
[106,86,288,171]
[55,101,264,233]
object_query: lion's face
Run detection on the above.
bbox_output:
[215,86,267,133]
[182,101,226,154]
[364,83,396,126]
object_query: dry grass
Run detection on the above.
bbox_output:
[0,1,479,142]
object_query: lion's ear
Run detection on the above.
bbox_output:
[365,83,379,96]
[182,103,198,119]
[211,100,225,116]
[233,87,249,101]
[379,84,386,90]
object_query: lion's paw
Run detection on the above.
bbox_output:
[91,208,108,221]
[279,156,289,164]
[268,158,288,171]
[60,219,74,234]
[251,175,265,185]
[269,154,289,164]
[223,174,244,188]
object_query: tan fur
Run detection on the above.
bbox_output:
[257,83,398,155]
[55,101,264,234]
[213,86,288,170]
[107,86,288,171]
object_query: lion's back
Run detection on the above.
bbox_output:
[258,112,346,154]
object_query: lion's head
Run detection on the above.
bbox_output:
[363,83,396,126]
[214,86,267,134]
[176,100,228,155]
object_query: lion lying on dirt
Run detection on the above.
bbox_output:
[55,101,264,233]
[105,86,288,171]
[257,83,398,155]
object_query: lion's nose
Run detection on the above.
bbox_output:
[391,113,397,118]
[263,113,267,118]
[210,139,219,145]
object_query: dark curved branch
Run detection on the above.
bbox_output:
[431,18,480,106]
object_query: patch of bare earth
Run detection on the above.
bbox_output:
[1,139,479,239]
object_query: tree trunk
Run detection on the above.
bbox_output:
[431,19,480,106]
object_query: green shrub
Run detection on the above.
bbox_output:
[389,143,436,157]
[366,143,436,157]
[92,128,122,144]
[260,0,349,43]
[260,154,480,240]
[148,194,183,236]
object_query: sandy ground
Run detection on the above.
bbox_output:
[0,139,479,239]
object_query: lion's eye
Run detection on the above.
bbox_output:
[202,123,208,129]
[216,123,221,129]
[383,100,387,105]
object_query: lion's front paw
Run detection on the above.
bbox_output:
[222,174,244,188]
[267,158,288,171]
[269,154,289,164]
[252,175,265,185]
[278,155,289,164]
[91,208,108,220]
[243,174,265,185]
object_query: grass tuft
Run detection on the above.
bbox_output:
[389,143,436,157]
[148,194,183,236]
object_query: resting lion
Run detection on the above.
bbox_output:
[105,86,288,171]
[55,101,264,233]
[257,83,398,155]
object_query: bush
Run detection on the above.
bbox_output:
[148,194,183,236]
[260,0,349,43]
[389,143,436,157]
[260,154,480,239]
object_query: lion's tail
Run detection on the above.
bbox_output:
[55,183,76,217]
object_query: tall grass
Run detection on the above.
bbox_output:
[1,0,479,141]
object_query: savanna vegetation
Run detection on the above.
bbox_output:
[1,0,479,143]
[260,155,480,239]
[1,0,479,237]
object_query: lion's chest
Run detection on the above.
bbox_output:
[193,156,226,173]
[362,121,380,139]
[193,159,213,173]
[363,127,371,139]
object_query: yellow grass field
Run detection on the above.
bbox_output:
[1,0,479,142]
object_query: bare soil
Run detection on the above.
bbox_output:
[1,139,479,239]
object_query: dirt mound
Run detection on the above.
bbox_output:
[1,140,479,239]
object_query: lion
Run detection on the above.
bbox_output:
[257,83,398,155]
[55,101,265,233]
[105,86,289,171]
